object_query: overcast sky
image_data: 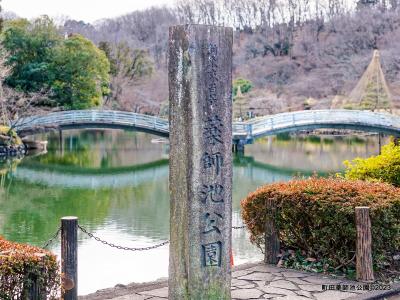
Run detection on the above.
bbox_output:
[2,0,175,23]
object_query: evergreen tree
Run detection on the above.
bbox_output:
[2,16,60,91]
[1,16,111,109]
[51,34,110,109]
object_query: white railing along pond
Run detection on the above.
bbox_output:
[15,109,400,140]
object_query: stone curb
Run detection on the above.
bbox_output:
[79,262,264,299]
[347,283,400,300]
[79,278,168,300]
[80,262,400,300]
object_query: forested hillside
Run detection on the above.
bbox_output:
[4,0,400,115]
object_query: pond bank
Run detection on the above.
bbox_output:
[0,140,47,159]
[0,144,26,157]
[78,261,400,300]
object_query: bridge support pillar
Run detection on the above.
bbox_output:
[59,129,64,156]
[232,139,246,154]
[394,136,400,146]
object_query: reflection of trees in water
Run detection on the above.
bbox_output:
[2,131,379,249]
[247,135,381,172]
[35,134,93,167]
[0,155,297,247]
[36,150,93,167]
[0,158,21,193]
[0,172,170,246]
[37,130,166,168]
[0,182,112,245]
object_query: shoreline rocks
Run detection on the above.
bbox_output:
[0,144,27,158]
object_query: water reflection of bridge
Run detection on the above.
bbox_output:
[11,157,309,188]
[16,109,400,152]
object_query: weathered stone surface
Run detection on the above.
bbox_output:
[238,272,275,281]
[139,287,168,298]
[263,294,288,299]
[258,286,296,296]
[248,265,283,273]
[286,278,311,285]
[295,290,313,298]
[168,24,233,300]
[272,296,311,300]
[256,280,274,288]
[81,261,395,300]
[239,283,258,289]
[269,280,298,290]
[270,276,284,281]
[303,276,343,284]
[231,288,263,299]
[233,269,255,277]
[298,284,323,292]
[109,295,149,300]
[313,290,358,300]
[282,271,309,278]
[232,279,254,287]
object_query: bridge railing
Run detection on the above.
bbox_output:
[15,109,400,139]
[15,110,169,134]
[248,109,400,137]
[232,123,251,138]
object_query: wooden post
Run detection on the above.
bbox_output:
[61,216,78,300]
[23,272,42,300]
[264,199,280,264]
[355,207,374,282]
[169,25,233,299]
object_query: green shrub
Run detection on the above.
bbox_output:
[0,126,23,146]
[0,236,60,299]
[233,78,252,97]
[2,17,110,109]
[344,141,400,187]
[241,178,400,272]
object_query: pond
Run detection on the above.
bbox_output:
[0,130,382,295]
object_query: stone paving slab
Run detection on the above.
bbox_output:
[80,262,399,300]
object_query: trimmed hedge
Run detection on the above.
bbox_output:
[0,236,60,299]
[241,178,400,271]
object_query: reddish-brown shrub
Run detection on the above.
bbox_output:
[0,236,60,299]
[241,178,400,271]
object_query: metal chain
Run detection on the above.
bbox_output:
[232,225,246,229]
[42,227,61,249]
[78,224,170,251]
[77,224,246,252]
[42,223,245,251]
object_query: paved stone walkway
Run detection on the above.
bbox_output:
[81,262,379,300]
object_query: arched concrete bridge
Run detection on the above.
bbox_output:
[15,109,400,150]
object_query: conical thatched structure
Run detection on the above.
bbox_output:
[233,86,249,119]
[345,50,392,111]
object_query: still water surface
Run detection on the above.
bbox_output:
[0,130,381,294]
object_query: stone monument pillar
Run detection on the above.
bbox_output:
[168,24,233,299]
